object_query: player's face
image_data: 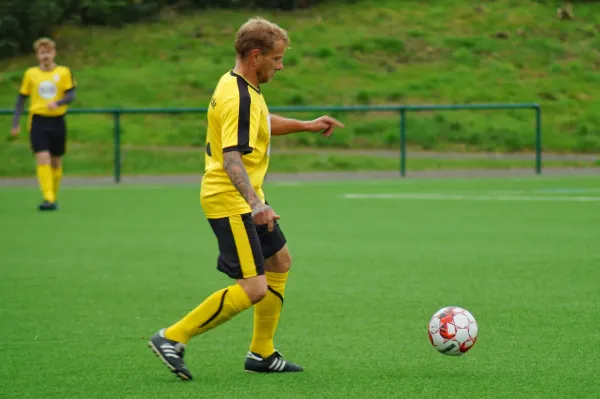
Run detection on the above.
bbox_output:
[36,46,56,67]
[257,40,286,84]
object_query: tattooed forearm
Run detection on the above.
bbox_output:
[223,151,261,208]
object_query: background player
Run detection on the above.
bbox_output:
[11,37,76,211]
[149,17,344,380]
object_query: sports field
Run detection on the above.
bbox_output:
[1,175,599,398]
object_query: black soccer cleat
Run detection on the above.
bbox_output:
[38,201,57,211]
[244,350,304,373]
[148,329,193,381]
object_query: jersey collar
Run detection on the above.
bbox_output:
[38,64,58,72]
[230,70,261,94]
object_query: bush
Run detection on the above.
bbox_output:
[0,0,325,59]
[164,0,324,10]
[0,0,166,57]
[0,0,68,58]
[233,0,324,10]
[78,0,168,27]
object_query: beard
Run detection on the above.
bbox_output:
[258,67,276,84]
[258,71,268,84]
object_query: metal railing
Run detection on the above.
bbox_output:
[1,103,542,182]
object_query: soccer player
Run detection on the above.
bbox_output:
[11,37,76,211]
[149,17,344,380]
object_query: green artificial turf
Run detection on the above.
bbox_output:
[1,175,599,398]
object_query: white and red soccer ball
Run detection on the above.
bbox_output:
[428,306,478,356]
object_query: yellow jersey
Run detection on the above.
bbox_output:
[201,70,272,218]
[19,65,76,117]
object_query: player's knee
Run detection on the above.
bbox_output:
[36,152,51,165]
[265,248,292,273]
[246,284,267,304]
[279,252,292,272]
[240,277,268,304]
[50,157,62,169]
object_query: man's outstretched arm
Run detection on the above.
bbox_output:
[270,114,345,137]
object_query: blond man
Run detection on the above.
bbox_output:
[11,38,76,211]
[149,17,344,380]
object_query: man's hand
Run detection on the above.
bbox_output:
[305,115,345,137]
[48,102,58,110]
[251,202,280,232]
[10,126,20,137]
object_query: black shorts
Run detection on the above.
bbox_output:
[29,114,67,156]
[208,213,287,280]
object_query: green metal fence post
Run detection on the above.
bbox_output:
[535,105,542,175]
[114,111,122,183]
[400,108,407,177]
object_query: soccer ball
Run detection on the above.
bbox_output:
[428,306,478,356]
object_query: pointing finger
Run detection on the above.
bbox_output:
[322,116,345,128]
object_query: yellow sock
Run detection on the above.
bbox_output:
[36,165,55,203]
[165,283,252,344]
[250,271,288,357]
[52,167,62,200]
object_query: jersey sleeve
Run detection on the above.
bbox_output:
[221,94,260,155]
[19,69,31,96]
[62,67,76,90]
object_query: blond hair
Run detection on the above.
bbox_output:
[33,37,56,51]
[234,17,289,57]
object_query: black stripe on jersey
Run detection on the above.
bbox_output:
[236,76,251,149]
[223,74,253,155]
[230,70,260,94]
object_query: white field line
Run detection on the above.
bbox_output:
[343,193,600,202]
